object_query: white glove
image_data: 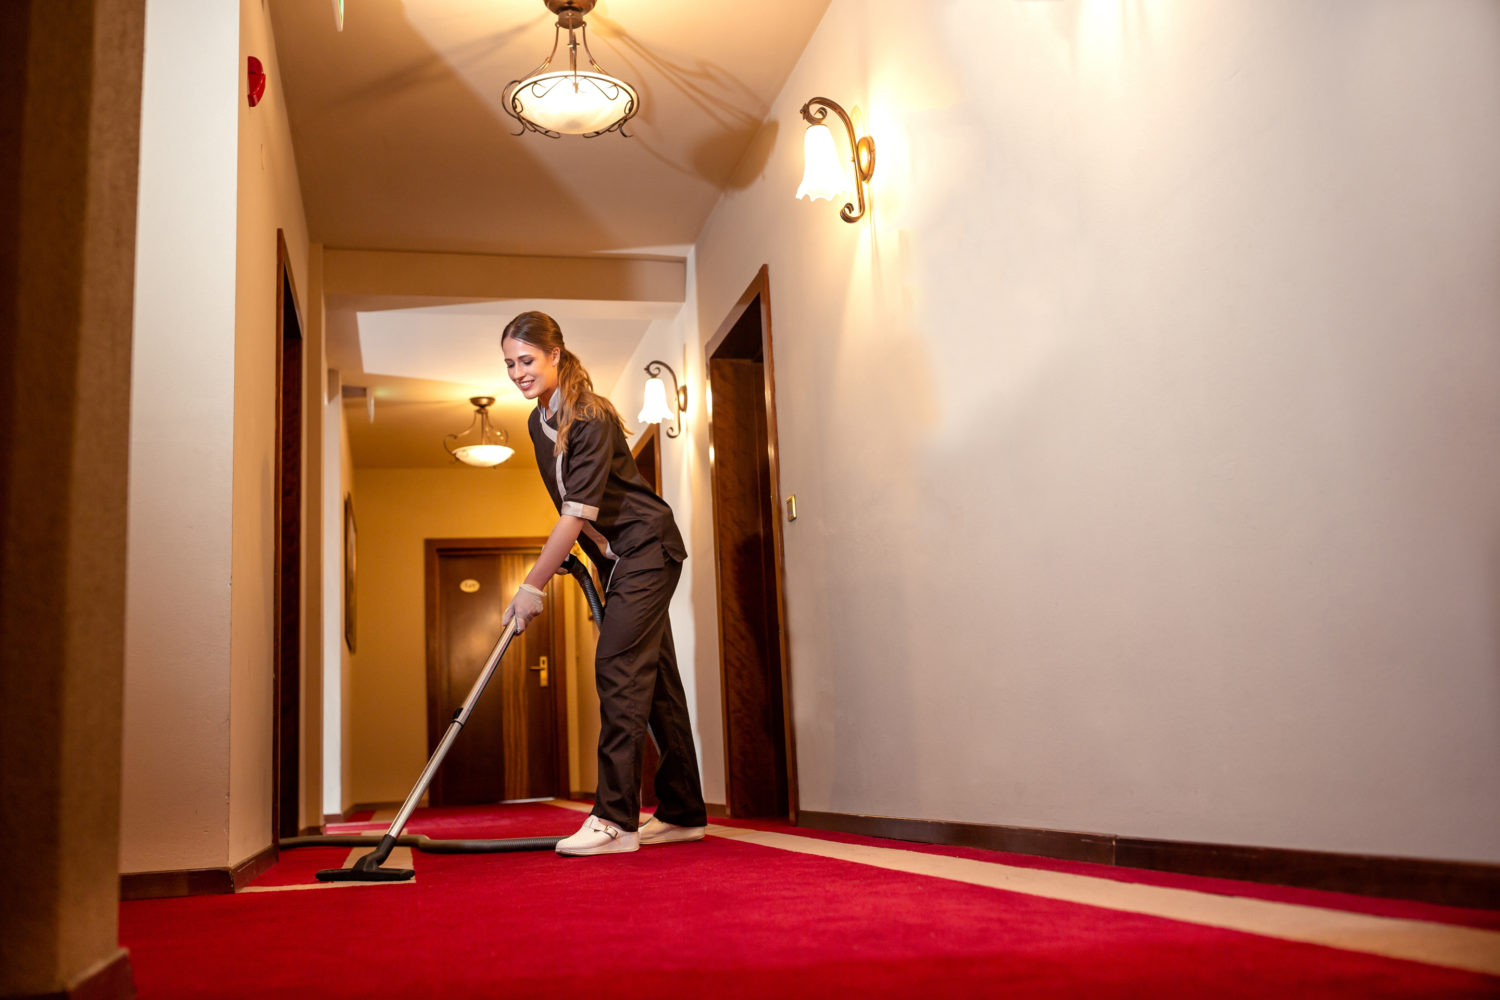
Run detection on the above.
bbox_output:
[503,583,545,633]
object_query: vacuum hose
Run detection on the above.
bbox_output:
[283,552,607,879]
[561,553,605,624]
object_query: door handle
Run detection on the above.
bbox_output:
[528,655,549,688]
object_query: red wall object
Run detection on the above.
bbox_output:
[247,56,266,107]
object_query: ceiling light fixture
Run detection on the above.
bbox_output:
[444,397,515,467]
[797,97,876,223]
[504,0,640,138]
[638,361,686,438]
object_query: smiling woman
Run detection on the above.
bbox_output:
[500,310,706,857]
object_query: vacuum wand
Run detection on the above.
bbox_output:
[317,615,523,882]
[312,553,603,883]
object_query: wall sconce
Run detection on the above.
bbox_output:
[444,396,514,467]
[638,361,687,438]
[797,97,875,223]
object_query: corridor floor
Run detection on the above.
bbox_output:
[118,800,1500,998]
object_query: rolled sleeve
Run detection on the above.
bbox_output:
[561,501,599,521]
[561,418,610,516]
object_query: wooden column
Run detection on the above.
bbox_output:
[0,1,146,996]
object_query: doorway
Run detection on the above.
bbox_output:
[707,266,797,820]
[273,231,304,841]
[424,538,570,805]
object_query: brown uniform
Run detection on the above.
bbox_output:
[528,392,705,831]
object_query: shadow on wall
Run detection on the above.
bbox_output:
[590,10,772,188]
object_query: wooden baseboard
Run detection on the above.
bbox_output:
[120,843,277,901]
[705,802,729,819]
[231,843,277,890]
[3,948,135,1000]
[797,810,1500,910]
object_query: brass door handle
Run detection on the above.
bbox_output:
[528,656,549,687]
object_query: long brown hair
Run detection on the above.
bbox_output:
[501,310,626,455]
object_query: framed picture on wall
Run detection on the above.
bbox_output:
[343,494,357,652]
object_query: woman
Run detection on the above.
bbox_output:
[500,310,707,857]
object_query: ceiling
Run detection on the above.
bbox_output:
[268,0,831,257]
[269,0,829,467]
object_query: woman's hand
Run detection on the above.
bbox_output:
[502,583,545,633]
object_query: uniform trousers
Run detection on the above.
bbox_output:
[591,553,706,831]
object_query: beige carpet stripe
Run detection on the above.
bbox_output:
[705,826,1499,976]
[239,846,417,893]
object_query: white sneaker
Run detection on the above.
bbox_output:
[638,815,707,846]
[555,815,639,856]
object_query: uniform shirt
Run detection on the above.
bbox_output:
[528,389,686,586]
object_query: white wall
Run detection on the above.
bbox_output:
[121,0,241,873]
[228,0,310,861]
[687,0,1500,862]
[606,262,725,804]
[122,0,312,872]
[322,373,346,817]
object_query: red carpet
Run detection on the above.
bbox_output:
[118,802,1500,998]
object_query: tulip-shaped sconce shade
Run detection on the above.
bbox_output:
[797,124,845,202]
[798,97,875,223]
[638,361,687,438]
[444,397,515,467]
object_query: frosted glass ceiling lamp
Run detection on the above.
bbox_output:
[638,361,686,438]
[798,97,876,223]
[444,397,515,468]
[504,0,640,138]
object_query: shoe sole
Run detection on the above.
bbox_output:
[555,841,640,857]
[639,830,706,846]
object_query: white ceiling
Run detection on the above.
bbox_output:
[328,295,676,468]
[269,0,829,467]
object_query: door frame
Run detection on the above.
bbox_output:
[704,264,799,822]
[423,537,570,799]
[272,229,304,842]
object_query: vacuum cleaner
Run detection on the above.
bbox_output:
[279,553,605,882]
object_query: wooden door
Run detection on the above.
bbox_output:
[425,541,565,806]
[706,267,796,821]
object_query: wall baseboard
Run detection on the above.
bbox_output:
[4,948,134,1000]
[796,811,1500,910]
[120,843,278,901]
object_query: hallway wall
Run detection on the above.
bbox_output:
[122,0,311,874]
[345,465,557,806]
[689,0,1500,862]
[122,0,242,874]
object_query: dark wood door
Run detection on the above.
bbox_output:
[427,546,560,805]
[708,355,789,818]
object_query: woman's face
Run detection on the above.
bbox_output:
[502,336,561,402]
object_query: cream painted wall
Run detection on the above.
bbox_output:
[339,406,356,810]
[300,244,327,831]
[121,0,241,874]
[605,267,727,805]
[687,0,1500,862]
[322,377,346,816]
[228,0,311,863]
[346,464,558,804]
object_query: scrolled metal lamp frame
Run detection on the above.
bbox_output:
[643,360,687,438]
[800,97,877,223]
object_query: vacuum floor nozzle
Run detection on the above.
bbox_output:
[315,865,414,882]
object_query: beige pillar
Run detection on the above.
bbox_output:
[0,1,145,997]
